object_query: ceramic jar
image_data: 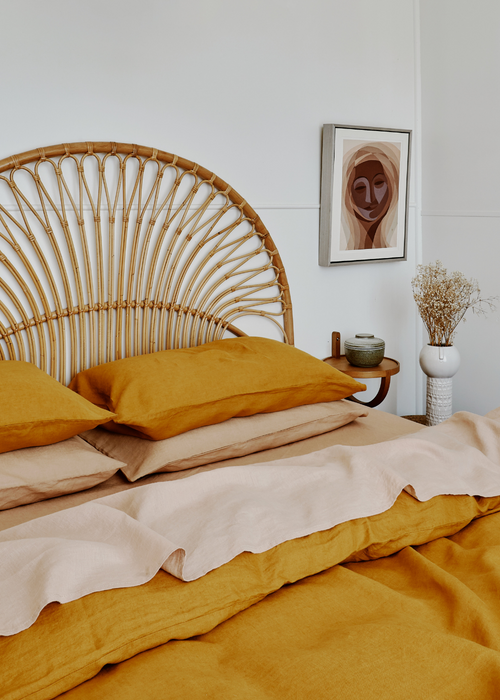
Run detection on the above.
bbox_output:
[344,333,385,368]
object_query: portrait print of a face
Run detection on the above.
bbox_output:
[341,140,401,251]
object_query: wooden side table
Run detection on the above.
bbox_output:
[323,332,400,408]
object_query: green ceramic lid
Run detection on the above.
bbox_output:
[344,333,385,350]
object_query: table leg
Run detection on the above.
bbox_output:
[347,375,391,409]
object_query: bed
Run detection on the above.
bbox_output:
[2,142,500,700]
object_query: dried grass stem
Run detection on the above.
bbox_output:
[412,261,497,346]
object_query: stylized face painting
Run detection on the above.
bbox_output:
[351,160,389,222]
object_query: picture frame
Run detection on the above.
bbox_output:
[319,124,411,266]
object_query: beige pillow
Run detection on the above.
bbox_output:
[0,437,125,510]
[81,400,368,482]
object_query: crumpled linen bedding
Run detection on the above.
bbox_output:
[4,411,500,638]
[0,402,421,532]
[4,490,500,700]
[61,506,500,700]
[5,409,500,699]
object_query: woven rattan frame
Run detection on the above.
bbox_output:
[0,142,293,384]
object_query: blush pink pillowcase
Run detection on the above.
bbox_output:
[81,400,368,482]
[0,437,125,510]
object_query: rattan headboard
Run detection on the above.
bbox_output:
[0,142,293,384]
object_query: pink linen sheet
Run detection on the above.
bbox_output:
[2,410,500,637]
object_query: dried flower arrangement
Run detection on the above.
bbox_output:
[412,261,497,347]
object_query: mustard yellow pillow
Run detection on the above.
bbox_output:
[70,337,366,441]
[0,361,116,454]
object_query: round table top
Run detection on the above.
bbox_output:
[323,355,400,379]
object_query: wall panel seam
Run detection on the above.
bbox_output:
[422,211,500,218]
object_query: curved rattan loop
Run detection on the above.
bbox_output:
[0,141,293,384]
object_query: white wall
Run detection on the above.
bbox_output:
[1,0,420,414]
[420,0,500,415]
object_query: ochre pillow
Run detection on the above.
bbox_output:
[0,361,116,454]
[70,337,366,441]
[0,437,125,510]
[81,400,369,481]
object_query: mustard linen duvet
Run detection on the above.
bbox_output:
[74,506,500,700]
[5,408,500,700]
[3,490,500,700]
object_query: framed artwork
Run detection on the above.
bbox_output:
[319,124,411,266]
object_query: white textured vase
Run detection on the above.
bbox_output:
[419,345,460,426]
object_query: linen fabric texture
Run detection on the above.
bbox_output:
[82,400,368,481]
[0,361,116,454]
[0,406,422,534]
[4,410,500,638]
[4,490,500,700]
[0,437,125,510]
[69,337,366,441]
